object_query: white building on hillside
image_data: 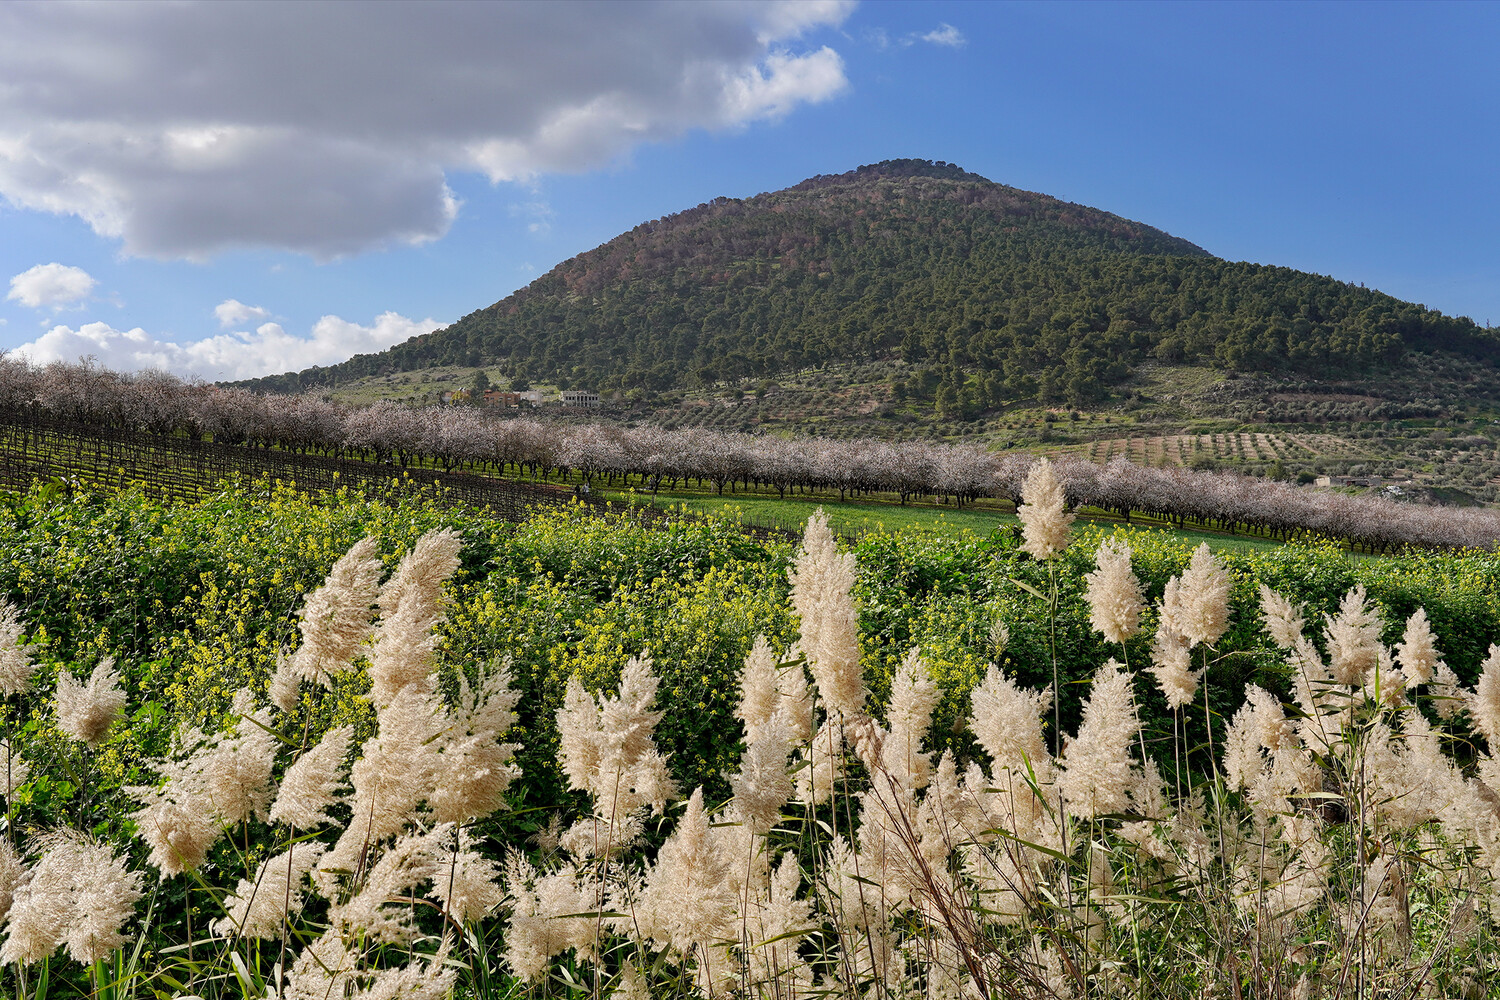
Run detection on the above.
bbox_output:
[561,390,600,408]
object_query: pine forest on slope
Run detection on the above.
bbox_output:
[240,159,1498,409]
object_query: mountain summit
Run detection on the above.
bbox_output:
[241,159,1494,405]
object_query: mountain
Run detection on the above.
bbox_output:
[238,159,1499,407]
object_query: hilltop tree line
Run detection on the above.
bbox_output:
[237,161,1500,407]
[8,359,1500,552]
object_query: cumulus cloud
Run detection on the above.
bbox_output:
[7,263,97,309]
[11,312,440,382]
[918,24,966,47]
[0,1,853,260]
[214,299,271,328]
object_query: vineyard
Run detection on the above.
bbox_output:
[7,360,1500,555]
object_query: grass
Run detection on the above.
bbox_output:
[604,487,1287,553]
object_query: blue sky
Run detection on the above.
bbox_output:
[1,0,1496,381]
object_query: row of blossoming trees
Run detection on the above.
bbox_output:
[3,358,1499,551]
[3,460,1500,997]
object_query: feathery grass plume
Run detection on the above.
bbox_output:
[789,510,867,718]
[1147,624,1199,710]
[330,825,447,945]
[0,832,144,966]
[429,658,522,825]
[1057,659,1140,819]
[881,647,939,792]
[0,841,20,925]
[368,528,462,707]
[353,955,458,1000]
[53,658,126,747]
[1395,607,1440,687]
[128,789,220,876]
[776,644,816,744]
[0,600,36,696]
[1430,662,1465,721]
[1468,644,1500,748]
[214,842,327,939]
[969,664,1052,775]
[268,652,301,714]
[796,717,845,805]
[1083,538,1144,644]
[736,635,780,743]
[1016,456,1072,560]
[286,930,358,1000]
[201,689,280,825]
[1160,543,1231,648]
[328,686,445,874]
[269,724,353,829]
[427,828,504,924]
[1258,584,1306,650]
[556,655,677,854]
[728,709,794,836]
[1324,584,1382,686]
[0,739,30,798]
[636,787,736,956]
[289,535,383,689]
[501,854,600,980]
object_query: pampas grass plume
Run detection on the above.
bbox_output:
[969,664,1052,773]
[268,724,353,829]
[0,600,36,697]
[1084,538,1144,644]
[1258,584,1305,650]
[1324,585,1382,686]
[1148,625,1199,710]
[0,739,30,798]
[1058,659,1140,819]
[1469,644,1500,748]
[214,842,326,939]
[789,511,867,718]
[290,535,383,688]
[53,657,126,747]
[1396,607,1440,687]
[1017,457,1072,560]
[1162,544,1231,649]
[368,528,462,707]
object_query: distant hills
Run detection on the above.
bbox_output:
[238,159,1499,408]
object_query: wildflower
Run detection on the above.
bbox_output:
[1016,457,1072,560]
[1160,544,1231,649]
[0,600,36,696]
[788,511,866,718]
[1395,607,1440,687]
[1147,625,1198,710]
[1083,538,1144,644]
[289,536,383,688]
[268,724,353,829]
[53,658,127,747]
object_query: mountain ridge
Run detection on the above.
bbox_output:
[236,159,1497,406]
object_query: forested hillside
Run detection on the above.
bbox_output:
[240,159,1499,406]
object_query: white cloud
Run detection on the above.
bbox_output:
[11,312,441,381]
[7,263,97,309]
[917,24,966,47]
[214,298,271,328]
[0,2,854,260]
